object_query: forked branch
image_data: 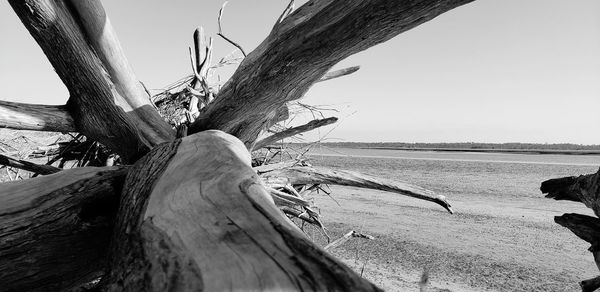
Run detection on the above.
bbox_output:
[9,0,174,161]
[190,0,476,146]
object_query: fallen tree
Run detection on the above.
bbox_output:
[0,0,477,290]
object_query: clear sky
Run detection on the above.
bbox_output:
[1,0,599,144]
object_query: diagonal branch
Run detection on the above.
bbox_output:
[190,0,477,146]
[9,0,174,162]
[0,154,61,175]
[254,117,338,149]
[0,100,75,132]
[217,2,247,57]
[261,166,453,213]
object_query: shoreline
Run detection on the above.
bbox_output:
[354,147,600,155]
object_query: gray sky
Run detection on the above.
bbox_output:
[1,0,599,144]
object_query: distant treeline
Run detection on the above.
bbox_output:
[311,142,600,151]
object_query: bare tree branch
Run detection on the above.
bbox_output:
[9,0,174,162]
[217,2,247,57]
[0,100,75,132]
[261,166,454,213]
[254,117,338,149]
[190,0,476,146]
[0,154,61,175]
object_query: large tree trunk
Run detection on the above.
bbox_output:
[0,0,478,290]
[102,131,381,291]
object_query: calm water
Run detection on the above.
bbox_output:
[306,147,600,200]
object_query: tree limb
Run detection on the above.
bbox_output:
[0,166,129,291]
[190,0,476,146]
[261,166,453,213]
[9,0,174,162]
[0,100,76,132]
[254,117,338,149]
[0,154,61,175]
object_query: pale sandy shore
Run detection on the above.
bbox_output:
[308,186,597,291]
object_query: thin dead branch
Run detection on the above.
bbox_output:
[0,154,61,175]
[217,2,247,57]
[324,230,374,250]
[254,117,338,150]
[262,166,453,213]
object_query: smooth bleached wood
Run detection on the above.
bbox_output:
[0,166,128,291]
[9,0,174,161]
[103,130,381,291]
[190,0,476,146]
[318,66,360,83]
[261,166,453,213]
[0,100,76,132]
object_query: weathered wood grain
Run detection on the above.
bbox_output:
[190,0,476,146]
[0,100,75,132]
[542,169,600,217]
[8,0,174,161]
[0,166,128,291]
[103,130,381,291]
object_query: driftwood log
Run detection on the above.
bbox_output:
[0,0,477,290]
[542,168,600,290]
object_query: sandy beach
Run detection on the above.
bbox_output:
[304,149,600,291]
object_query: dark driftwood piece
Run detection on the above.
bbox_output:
[261,166,453,213]
[254,117,338,150]
[544,169,600,290]
[189,0,476,146]
[542,169,600,216]
[0,166,128,291]
[0,153,61,175]
[102,131,381,291]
